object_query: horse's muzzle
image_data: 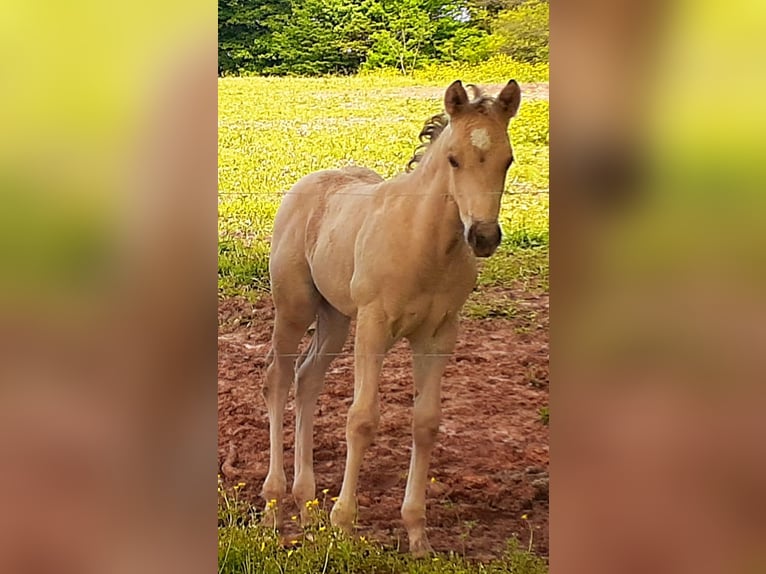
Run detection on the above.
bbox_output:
[466,221,502,258]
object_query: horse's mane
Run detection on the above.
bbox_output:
[406,85,497,172]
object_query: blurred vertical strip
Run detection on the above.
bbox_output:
[552,0,766,573]
[0,1,217,573]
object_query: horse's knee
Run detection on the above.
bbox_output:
[413,414,440,446]
[347,405,379,445]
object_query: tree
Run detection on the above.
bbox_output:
[265,0,378,75]
[365,0,487,73]
[216,0,545,75]
[490,0,548,64]
[364,0,435,73]
[218,0,291,74]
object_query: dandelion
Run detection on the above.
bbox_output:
[260,541,265,552]
[319,525,326,532]
[290,539,298,545]
[331,496,339,502]
[266,499,277,510]
[237,481,246,488]
[322,488,329,494]
[291,515,297,521]
[521,513,528,520]
[430,477,436,484]
[360,536,366,543]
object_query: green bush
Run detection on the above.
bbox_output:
[218,0,549,76]
[491,0,549,64]
[413,55,549,83]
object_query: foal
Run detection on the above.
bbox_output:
[261,79,521,556]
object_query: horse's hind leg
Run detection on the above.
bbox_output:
[292,302,350,523]
[261,281,319,528]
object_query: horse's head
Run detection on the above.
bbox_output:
[441,80,521,257]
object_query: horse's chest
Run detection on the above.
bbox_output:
[383,260,475,336]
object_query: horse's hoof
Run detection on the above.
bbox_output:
[409,536,434,558]
[260,506,281,530]
[329,503,355,533]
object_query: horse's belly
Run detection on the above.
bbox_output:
[309,235,357,317]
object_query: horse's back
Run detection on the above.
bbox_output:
[272,167,382,245]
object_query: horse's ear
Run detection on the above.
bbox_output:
[496,79,521,120]
[445,80,469,116]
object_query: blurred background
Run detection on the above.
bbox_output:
[1,0,765,572]
[552,1,766,573]
[0,1,216,573]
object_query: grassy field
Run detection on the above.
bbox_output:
[218,58,549,302]
[218,59,549,572]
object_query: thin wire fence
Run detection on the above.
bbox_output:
[215,350,545,359]
[218,189,549,197]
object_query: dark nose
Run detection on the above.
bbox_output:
[466,221,502,257]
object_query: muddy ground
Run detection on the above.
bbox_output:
[218,288,548,560]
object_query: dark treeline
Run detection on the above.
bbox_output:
[219,0,547,75]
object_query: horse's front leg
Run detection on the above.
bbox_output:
[330,305,391,532]
[402,318,458,556]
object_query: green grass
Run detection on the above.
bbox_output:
[218,65,549,300]
[218,484,548,574]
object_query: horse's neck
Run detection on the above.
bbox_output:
[395,156,464,259]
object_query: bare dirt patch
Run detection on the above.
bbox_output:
[218,289,549,560]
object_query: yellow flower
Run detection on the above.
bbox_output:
[290,539,298,545]
[237,481,246,488]
[319,525,326,532]
[521,514,528,520]
[322,488,329,494]
[266,499,277,510]
[331,496,339,502]
[430,477,436,483]
[291,515,297,521]
[259,541,265,552]
[360,536,366,543]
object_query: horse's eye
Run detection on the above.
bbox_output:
[448,155,459,168]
